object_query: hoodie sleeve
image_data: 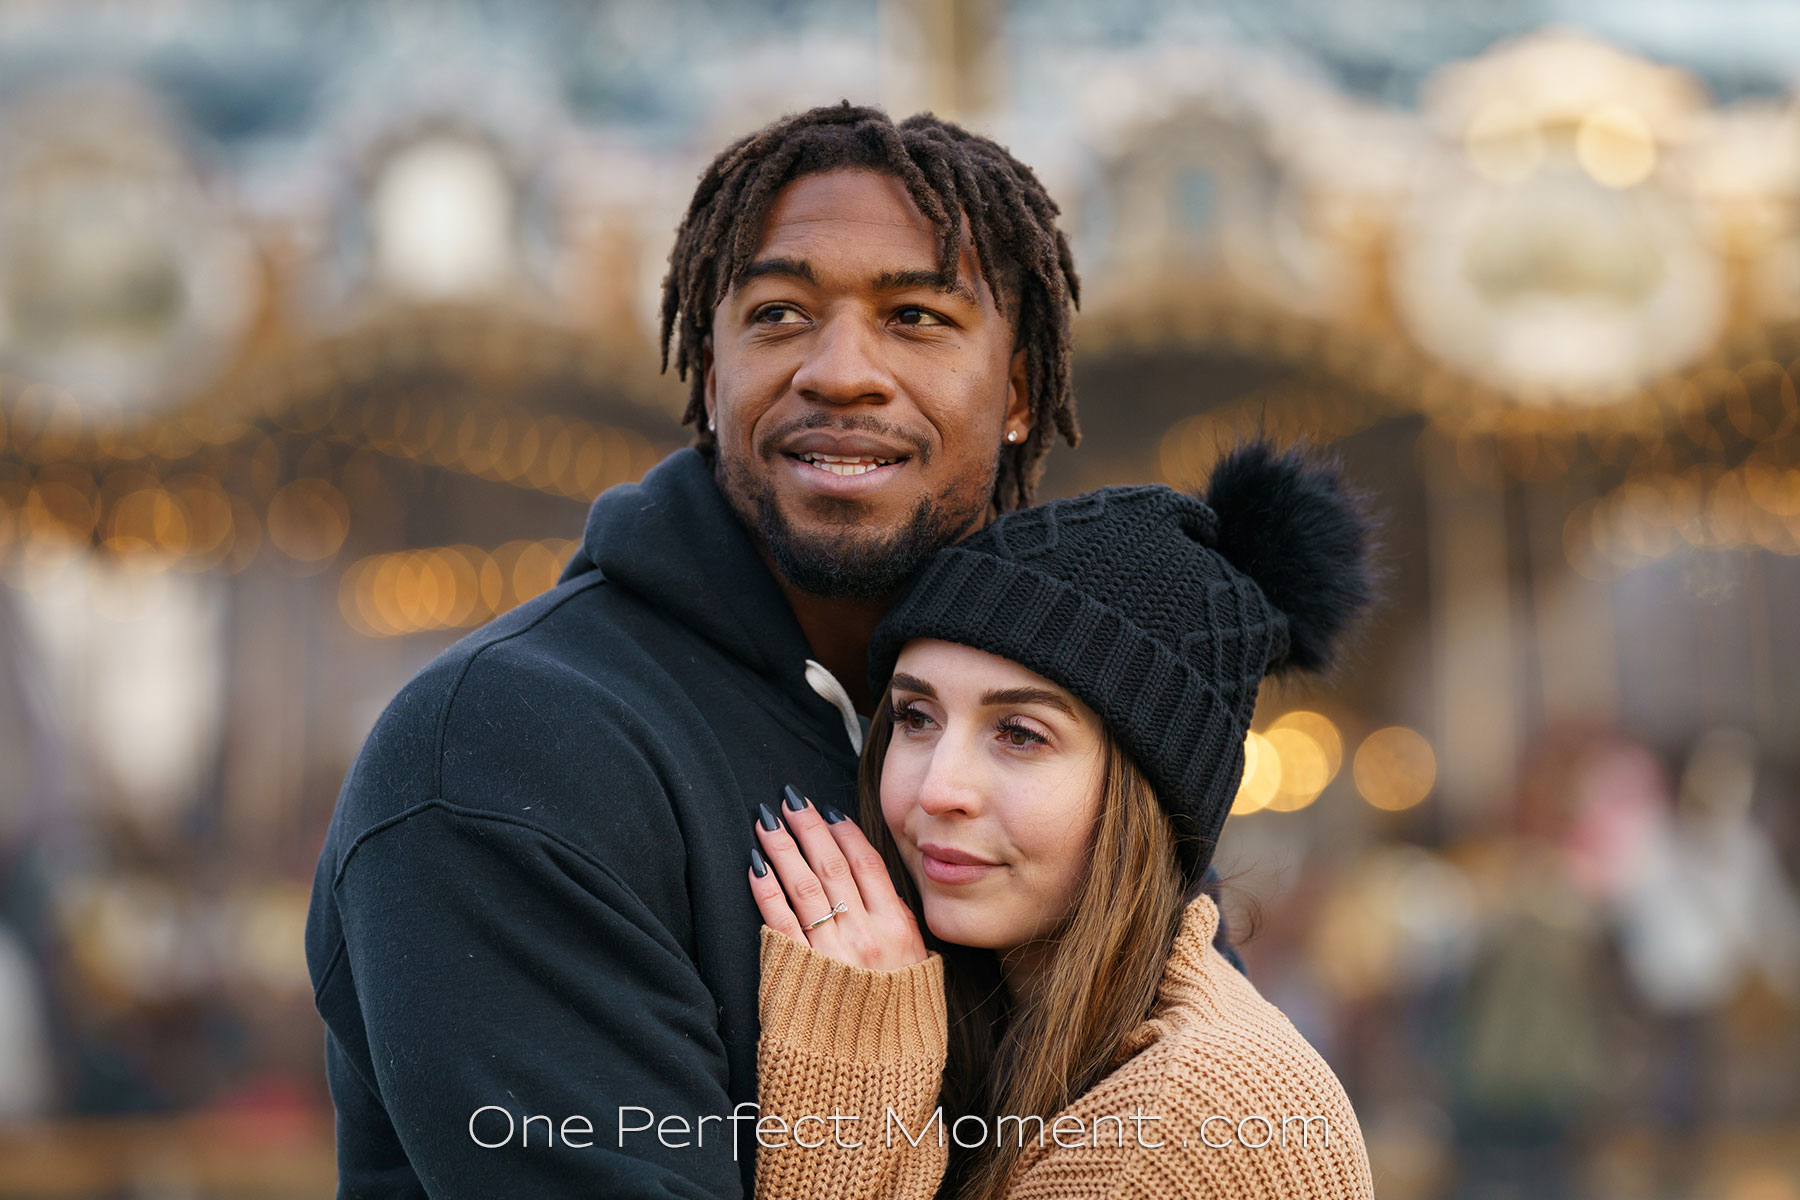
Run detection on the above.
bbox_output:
[319,801,746,1200]
[753,927,949,1200]
[307,637,751,1200]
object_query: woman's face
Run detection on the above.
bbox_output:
[880,639,1108,952]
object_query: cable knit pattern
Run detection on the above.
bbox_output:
[755,895,1374,1199]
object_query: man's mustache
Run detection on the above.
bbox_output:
[754,411,934,466]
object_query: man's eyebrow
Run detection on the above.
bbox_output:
[738,257,817,286]
[873,268,978,307]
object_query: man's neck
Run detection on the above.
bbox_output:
[768,567,890,715]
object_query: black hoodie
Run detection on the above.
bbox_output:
[306,448,864,1198]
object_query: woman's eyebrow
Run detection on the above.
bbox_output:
[980,686,1075,718]
[891,672,937,698]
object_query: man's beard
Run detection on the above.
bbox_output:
[718,448,993,600]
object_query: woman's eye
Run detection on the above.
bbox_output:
[753,304,805,324]
[999,721,1047,747]
[891,703,934,731]
[894,306,946,327]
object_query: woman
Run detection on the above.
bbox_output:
[747,439,1379,1199]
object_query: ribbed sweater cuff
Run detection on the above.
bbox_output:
[758,926,947,1062]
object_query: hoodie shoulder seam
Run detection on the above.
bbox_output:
[429,574,608,799]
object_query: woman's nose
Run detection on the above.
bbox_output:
[913,739,987,817]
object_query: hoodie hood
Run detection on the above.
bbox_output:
[560,447,847,727]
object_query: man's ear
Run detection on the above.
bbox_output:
[702,336,716,427]
[1004,346,1030,436]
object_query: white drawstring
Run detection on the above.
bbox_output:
[804,659,864,755]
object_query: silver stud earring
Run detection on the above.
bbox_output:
[1005,429,1019,444]
[708,416,717,432]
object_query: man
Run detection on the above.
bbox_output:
[305,102,1229,1199]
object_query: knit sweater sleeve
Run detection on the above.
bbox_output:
[999,1014,1376,1200]
[753,926,950,1200]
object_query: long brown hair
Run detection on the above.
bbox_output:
[858,683,1203,1200]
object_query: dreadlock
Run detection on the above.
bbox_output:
[659,101,1081,512]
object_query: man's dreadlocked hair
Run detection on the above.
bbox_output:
[659,101,1081,513]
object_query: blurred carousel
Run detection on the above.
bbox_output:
[0,16,1798,1197]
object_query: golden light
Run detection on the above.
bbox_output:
[510,540,561,601]
[573,425,612,497]
[165,474,235,566]
[1270,710,1342,775]
[339,537,580,637]
[1354,726,1437,811]
[338,559,379,638]
[1263,711,1342,812]
[1576,103,1657,188]
[441,546,481,626]
[477,552,506,612]
[105,487,188,557]
[266,478,350,563]
[0,480,23,556]
[1232,731,1281,815]
[26,477,99,545]
[1745,464,1800,516]
[546,424,577,494]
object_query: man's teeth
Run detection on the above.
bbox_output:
[801,453,899,476]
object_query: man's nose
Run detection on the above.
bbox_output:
[791,312,895,406]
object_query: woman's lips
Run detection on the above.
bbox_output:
[920,851,1001,885]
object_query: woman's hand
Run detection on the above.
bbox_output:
[749,785,928,971]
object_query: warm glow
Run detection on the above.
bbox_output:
[1354,726,1436,811]
[266,478,350,564]
[1232,730,1281,815]
[339,537,578,637]
[1576,103,1657,188]
[1263,725,1333,812]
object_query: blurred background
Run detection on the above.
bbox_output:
[0,1,1797,1197]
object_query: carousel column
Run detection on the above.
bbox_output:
[1422,429,1517,834]
[1522,472,1619,730]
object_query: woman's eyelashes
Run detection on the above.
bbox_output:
[889,700,1051,750]
[890,699,934,731]
[996,717,1050,748]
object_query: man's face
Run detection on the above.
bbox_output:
[704,168,1029,598]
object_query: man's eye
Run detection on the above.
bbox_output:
[894,306,946,327]
[753,304,806,324]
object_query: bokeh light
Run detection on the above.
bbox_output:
[1355,726,1438,811]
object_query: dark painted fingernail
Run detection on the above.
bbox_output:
[820,804,847,825]
[758,802,781,831]
[783,784,809,812]
[750,847,770,877]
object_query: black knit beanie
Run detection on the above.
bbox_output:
[867,438,1378,886]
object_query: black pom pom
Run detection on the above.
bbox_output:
[1202,438,1378,675]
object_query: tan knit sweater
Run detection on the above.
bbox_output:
[754,893,1375,1199]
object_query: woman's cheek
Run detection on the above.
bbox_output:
[880,749,920,837]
